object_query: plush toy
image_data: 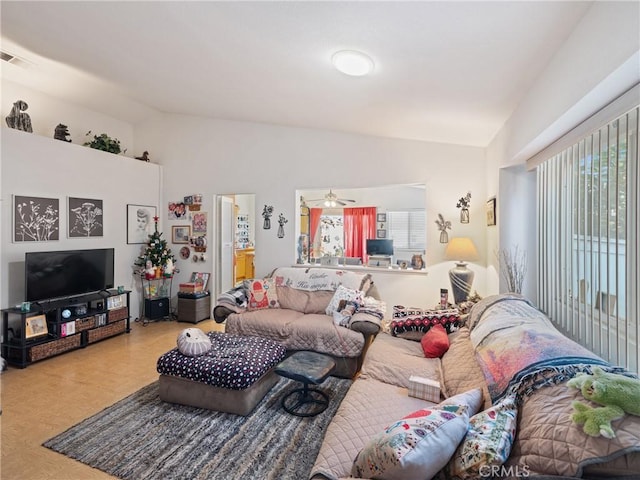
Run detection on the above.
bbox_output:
[164,258,174,277]
[568,367,640,438]
[144,260,156,280]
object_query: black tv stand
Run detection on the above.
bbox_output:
[1,289,131,368]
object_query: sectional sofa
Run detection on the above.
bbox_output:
[310,294,640,479]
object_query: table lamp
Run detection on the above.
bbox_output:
[445,237,479,305]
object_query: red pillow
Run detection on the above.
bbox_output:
[421,324,450,358]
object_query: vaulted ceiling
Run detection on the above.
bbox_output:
[1,1,593,146]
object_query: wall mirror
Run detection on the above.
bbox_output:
[296,185,426,267]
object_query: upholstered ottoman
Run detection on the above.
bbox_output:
[156,332,287,415]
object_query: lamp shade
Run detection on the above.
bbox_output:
[445,237,479,262]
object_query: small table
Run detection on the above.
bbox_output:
[275,351,336,417]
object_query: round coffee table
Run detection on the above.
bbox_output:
[275,351,336,417]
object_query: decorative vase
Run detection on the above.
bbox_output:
[460,208,469,224]
[439,231,449,243]
[449,262,475,304]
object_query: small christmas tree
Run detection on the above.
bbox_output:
[135,216,176,278]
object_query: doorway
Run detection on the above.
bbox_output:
[215,193,256,297]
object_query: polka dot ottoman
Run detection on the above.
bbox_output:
[157,332,287,415]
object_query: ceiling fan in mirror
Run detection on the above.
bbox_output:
[306,189,356,207]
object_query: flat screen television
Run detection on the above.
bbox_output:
[25,248,115,302]
[366,239,394,256]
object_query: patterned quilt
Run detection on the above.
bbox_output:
[468,294,610,403]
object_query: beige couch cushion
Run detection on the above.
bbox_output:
[359,332,441,390]
[310,378,433,480]
[275,286,334,314]
[507,382,640,477]
[440,327,491,410]
[225,309,364,358]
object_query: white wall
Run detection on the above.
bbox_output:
[486,1,640,302]
[493,2,640,167]
[134,114,490,308]
[1,127,162,317]
[2,79,135,154]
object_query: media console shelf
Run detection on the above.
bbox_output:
[1,289,131,368]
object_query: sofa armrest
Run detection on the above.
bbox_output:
[349,319,380,336]
[212,304,242,323]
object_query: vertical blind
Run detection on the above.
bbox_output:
[537,106,639,372]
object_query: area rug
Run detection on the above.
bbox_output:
[43,376,351,480]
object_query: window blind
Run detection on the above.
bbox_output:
[387,210,426,251]
[537,105,639,372]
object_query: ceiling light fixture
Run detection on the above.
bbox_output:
[332,50,374,77]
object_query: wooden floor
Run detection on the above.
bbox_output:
[0,318,224,480]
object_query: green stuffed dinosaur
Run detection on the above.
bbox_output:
[567,367,640,438]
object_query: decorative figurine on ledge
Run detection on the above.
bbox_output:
[135,151,150,162]
[54,123,71,142]
[5,99,33,132]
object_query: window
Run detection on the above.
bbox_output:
[537,106,638,372]
[387,210,426,251]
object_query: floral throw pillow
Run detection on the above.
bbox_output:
[447,394,518,479]
[351,404,470,480]
[244,278,280,310]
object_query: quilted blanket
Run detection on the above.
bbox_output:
[468,294,610,403]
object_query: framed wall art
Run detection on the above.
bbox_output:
[192,211,208,234]
[377,229,387,239]
[376,213,387,222]
[486,197,497,226]
[127,204,157,244]
[172,225,191,244]
[68,197,103,238]
[13,195,60,242]
[25,314,48,339]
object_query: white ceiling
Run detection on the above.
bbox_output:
[0,1,593,147]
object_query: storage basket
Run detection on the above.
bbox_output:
[28,335,81,362]
[75,316,95,332]
[108,307,128,323]
[87,319,126,344]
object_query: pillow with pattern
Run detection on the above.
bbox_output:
[447,394,518,479]
[325,285,363,315]
[244,278,280,310]
[351,404,470,480]
[176,328,212,357]
[391,306,461,340]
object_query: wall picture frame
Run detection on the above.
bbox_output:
[68,197,103,238]
[25,314,48,339]
[486,197,497,226]
[377,229,387,239]
[127,204,157,244]
[172,225,191,244]
[376,213,387,222]
[13,195,60,242]
[192,211,208,234]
